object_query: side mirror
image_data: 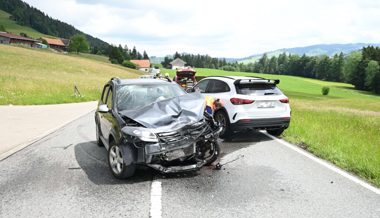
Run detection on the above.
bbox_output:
[98,104,109,113]
[186,87,195,93]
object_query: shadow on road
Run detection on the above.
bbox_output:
[74,141,153,185]
[220,130,272,156]
[74,130,273,182]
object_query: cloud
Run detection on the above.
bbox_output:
[23,0,380,57]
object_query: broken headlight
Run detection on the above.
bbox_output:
[122,127,158,142]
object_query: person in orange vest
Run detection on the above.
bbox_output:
[204,96,223,115]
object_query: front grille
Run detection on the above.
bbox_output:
[157,121,207,148]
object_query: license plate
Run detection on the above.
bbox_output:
[165,149,186,161]
[257,101,275,108]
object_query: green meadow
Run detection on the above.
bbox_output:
[163,68,380,187]
[0,45,141,105]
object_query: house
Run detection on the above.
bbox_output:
[42,37,68,51]
[170,58,186,70]
[0,32,38,47]
[130,59,151,72]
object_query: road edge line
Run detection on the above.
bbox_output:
[262,131,380,195]
[150,180,162,218]
[0,109,95,161]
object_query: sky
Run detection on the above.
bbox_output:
[23,0,380,58]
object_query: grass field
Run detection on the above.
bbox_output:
[0,44,141,104]
[0,10,52,39]
[163,68,380,187]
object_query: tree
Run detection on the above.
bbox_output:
[352,59,369,90]
[143,50,149,59]
[0,24,6,32]
[131,46,137,59]
[343,51,361,83]
[122,60,137,69]
[364,60,380,90]
[69,34,89,53]
[108,45,124,64]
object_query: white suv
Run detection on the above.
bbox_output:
[192,76,291,138]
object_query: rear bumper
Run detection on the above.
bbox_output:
[230,117,290,131]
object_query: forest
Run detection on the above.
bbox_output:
[163,46,380,94]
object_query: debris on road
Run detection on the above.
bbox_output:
[214,154,244,170]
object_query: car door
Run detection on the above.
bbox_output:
[100,85,114,148]
[97,84,109,141]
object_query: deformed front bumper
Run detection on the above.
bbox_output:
[147,161,206,173]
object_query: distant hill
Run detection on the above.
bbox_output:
[0,0,109,53]
[239,43,380,64]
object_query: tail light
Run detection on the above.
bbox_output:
[279,98,289,103]
[230,98,254,105]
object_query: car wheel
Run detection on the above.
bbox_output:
[204,141,220,166]
[96,124,104,147]
[214,111,231,139]
[108,142,136,179]
[267,128,285,136]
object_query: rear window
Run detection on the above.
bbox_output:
[236,83,283,96]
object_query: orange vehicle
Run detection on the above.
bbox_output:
[174,68,197,89]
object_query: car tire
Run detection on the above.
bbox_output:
[96,124,104,147]
[214,110,231,139]
[108,142,136,179]
[204,141,220,166]
[267,128,285,136]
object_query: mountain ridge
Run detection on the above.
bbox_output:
[237,43,380,64]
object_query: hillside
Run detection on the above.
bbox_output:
[0,44,141,105]
[0,9,51,38]
[239,43,380,64]
[0,0,109,53]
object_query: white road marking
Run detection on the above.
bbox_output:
[262,131,380,195]
[150,180,162,218]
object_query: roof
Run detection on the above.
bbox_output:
[170,58,186,65]
[207,76,264,81]
[0,32,38,42]
[206,76,280,85]
[42,37,65,46]
[61,38,70,46]
[130,59,151,68]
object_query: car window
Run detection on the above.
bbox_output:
[101,85,110,103]
[207,80,230,93]
[194,80,209,93]
[106,88,113,109]
[236,83,283,96]
[116,83,186,111]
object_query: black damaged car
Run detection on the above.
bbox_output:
[95,77,221,179]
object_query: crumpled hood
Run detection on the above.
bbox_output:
[119,93,205,132]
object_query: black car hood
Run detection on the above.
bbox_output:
[119,93,205,132]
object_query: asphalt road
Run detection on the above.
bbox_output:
[1,113,379,218]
